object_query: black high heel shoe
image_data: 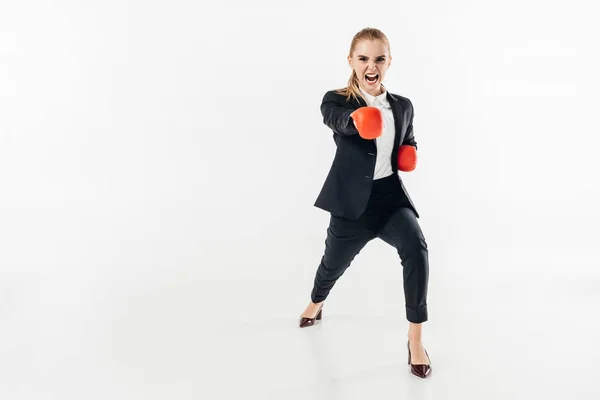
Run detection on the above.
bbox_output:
[298,305,323,328]
[407,340,432,378]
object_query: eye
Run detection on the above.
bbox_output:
[377,57,385,62]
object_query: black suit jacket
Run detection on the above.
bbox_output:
[314,89,420,220]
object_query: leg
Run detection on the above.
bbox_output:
[311,214,374,303]
[377,207,431,367]
[376,207,429,324]
[301,214,373,321]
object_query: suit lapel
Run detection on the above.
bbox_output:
[387,92,404,150]
[350,95,367,109]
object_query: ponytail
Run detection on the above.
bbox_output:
[335,70,364,103]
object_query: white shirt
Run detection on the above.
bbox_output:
[359,87,395,180]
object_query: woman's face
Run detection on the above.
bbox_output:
[348,39,391,95]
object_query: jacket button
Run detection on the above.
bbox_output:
[368,152,374,156]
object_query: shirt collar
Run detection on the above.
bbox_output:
[359,86,389,106]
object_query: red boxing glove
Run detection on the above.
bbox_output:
[398,145,417,171]
[350,107,383,139]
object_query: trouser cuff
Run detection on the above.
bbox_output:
[406,304,428,323]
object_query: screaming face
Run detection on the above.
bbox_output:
[348,39,392,96]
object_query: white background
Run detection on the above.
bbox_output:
[1,0,600,399]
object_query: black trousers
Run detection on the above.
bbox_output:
[310,174,429,323]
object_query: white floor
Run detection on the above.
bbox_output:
[2,230,599,400]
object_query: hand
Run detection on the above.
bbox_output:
[350,107,383,139]
[398,145,417,171]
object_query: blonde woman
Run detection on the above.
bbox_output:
[299,27,432,379]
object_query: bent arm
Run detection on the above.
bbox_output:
[401,99,417,150]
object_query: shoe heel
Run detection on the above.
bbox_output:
[298,305,323,328]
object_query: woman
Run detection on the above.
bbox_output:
[299,27,432,379]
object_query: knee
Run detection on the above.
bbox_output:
[319,254,352,275]
[399,237,428,261]
[322,246,363,271]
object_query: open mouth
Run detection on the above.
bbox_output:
[365,73,379,83]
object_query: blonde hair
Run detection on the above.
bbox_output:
[335,27,391,103]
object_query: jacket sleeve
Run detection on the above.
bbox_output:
[320,91,359,136]
[401,99,418,150]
